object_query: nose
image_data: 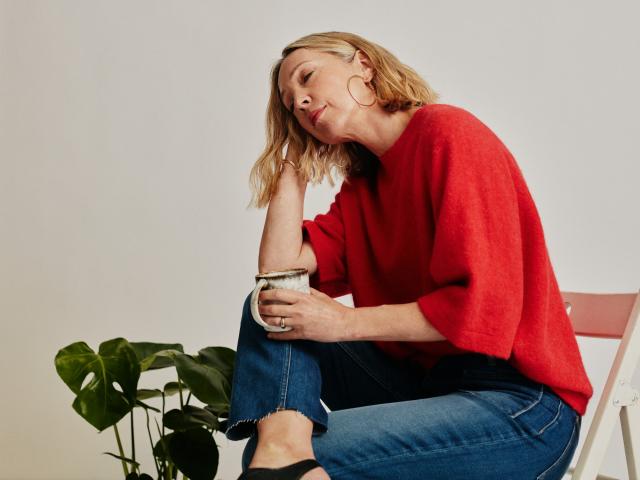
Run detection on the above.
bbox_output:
[292,95,311,113]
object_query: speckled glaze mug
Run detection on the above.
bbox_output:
[250,267,310,332]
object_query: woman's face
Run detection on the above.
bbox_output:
[277,48,375,145]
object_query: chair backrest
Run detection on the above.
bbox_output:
[561,290,640,480]
[564,291,639,339]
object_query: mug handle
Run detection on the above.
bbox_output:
[250,278,293,332]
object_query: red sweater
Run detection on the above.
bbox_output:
[301,103,593,416]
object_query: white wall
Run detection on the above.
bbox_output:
[1,0,638,478]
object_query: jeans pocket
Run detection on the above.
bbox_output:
[535,414,580,479]
[457,383,564,437]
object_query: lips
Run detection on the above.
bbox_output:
[309,106,326,126]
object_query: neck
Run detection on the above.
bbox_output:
[355,105,422,158]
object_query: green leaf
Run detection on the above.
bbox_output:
[124,473,153,480]
[125,473,152,480]
[197,346,235,383]
[136,381,185,402]
[129,342,184,371]
[54,338,140,431]
[174,348,234,410]
[135,398,161,412]
[153,432,174,462]
[204,404,229,418]
[169,429,218,480]
[163,406,219,431]
[103,451,141,467]
[136,388,163,401]
[163,381,183,396]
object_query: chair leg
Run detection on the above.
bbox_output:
[565,466,621,480]
[571,407,622,479]
[620,404,640,480]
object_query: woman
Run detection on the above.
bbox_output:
[225,31,593,480]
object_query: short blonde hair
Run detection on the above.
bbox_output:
[247,31,440,209]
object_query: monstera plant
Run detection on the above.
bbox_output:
[54,338,235,480]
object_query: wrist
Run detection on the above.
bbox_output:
[343,307,360,341]
[279,160,306,188]
[279,159,299,174]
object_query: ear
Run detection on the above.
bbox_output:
[354,49,375,83]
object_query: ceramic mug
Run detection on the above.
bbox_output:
[250,267,310,332]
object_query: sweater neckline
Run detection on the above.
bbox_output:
[379,104,429,163]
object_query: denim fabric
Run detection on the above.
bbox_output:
[225,292,582,479]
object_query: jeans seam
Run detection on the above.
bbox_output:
[537,400,563,436]
[536,411,579,479]
[336,342,407,401]
[510,384,544,419]
[458,387,562,438]
[275,343,291,409]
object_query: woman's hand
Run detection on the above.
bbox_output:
[257,287,355,342]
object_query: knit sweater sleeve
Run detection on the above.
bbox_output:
[301,190,351,298]
[416,111,524,359]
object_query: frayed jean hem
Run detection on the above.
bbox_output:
[225,405,329,441]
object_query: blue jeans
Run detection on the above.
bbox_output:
[225,292,582,479]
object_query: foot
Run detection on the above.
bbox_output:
[248,442,330,479]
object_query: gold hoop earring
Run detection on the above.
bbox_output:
[347,74,377,107]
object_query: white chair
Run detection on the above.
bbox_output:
[562,290,640,480]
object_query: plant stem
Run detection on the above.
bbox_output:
[185,392,191,406]
[113,423,129,477]
[178,377,184,409]
[162,392,166,439]
[144,406,161,477]
[154,418,166,478]
[130,409,136,473]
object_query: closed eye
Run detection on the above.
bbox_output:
[290,71,313,112]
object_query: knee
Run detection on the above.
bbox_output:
[242,290,257,324]
[243,290,252,311]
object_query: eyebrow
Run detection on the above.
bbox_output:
[279,60,311,105]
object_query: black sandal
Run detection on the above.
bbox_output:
[237,458,322,479]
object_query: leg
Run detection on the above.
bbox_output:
[228,291,581,478]
[226,291,428,477]
[225,292,330,441]
[239,332,582,479]
[226,291,336,478]
[300,385,579,479]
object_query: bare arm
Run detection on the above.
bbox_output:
[257,158,317,275]
[347,303,446,342]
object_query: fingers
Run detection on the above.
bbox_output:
[258,303,294,321]
[258,288,304,304]
[263,315,295,328]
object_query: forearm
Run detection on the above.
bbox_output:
[346,302,447,342]
[258,162,307,273]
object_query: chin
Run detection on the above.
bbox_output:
[315,130,343,145]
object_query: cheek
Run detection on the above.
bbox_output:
[321,74,351,108]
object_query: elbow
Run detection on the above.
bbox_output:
[258,257,302,275]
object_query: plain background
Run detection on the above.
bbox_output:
[1,1,638,479]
